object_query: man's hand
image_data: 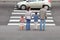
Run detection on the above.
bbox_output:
[45,16,47,19]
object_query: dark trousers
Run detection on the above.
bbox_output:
[26,19,30,30]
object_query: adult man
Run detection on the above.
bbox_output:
[39,6,47,31]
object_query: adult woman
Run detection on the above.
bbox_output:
[25,6,32,30]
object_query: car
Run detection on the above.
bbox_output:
[16,0,51,10]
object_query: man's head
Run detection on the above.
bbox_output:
[42,6,45,8]
[42,6,48,9]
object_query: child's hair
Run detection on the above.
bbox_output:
[35,12,37,15]
[21,16,24,18]
[20,16,24,22]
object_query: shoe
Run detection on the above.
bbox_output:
[40,29,42,31]
[43,29,45,31]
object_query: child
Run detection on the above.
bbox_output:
[34,12,38,30]
[20,16,25,30]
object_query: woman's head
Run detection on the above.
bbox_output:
[26,6,31,11]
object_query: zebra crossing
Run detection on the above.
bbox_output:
[8,9,55,26]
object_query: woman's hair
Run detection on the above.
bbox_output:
[26,6,31,11]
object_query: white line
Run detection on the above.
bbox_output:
[12,12,52,15]
[12,12,25,15]
[8,23,55,26]
[10,16,53,19]
[13,10,51,13]
[10,16,21,18]
[9,19,54,22]
[9,20,20,22]
[47,10,51,13]
[47,17,53,19]
[8,23,20,25]
[31,10,51,13]
[14,8,17,10]
[46,13,52,15]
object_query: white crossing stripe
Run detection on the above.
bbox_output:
[9,20,20,22]
[14,8,17,10]
[8,23,55,26]
[12,12,52,15]
[10,16,53,19]
[9,19,54,22]
[8,10,55,26]
[13,10,51,13]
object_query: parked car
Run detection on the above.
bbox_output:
[16,0,51,10]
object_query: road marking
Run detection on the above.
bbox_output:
[8,23,55,26]
[9,20,20,22]
[14,8,17,10]
[10,16,53,19]
[9,19,54,22]
[13,10,51,13]
[8,9,55,26]
[12,12,52,15]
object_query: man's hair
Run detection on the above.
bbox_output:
[42,6,45,8]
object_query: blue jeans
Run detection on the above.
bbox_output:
[40,19,46,31]
[26,19,30,30]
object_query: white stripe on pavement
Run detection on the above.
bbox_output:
[8,23,55,26]
[13,10,51,13]
[9,19,54,22]
[12,12,52,15]
[14,8,17,10]
[9,20,20,22]
[10,16,53,19]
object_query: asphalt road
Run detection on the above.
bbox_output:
[52,2,60,26]
[0,2,60,40]
[0,4,14,25]
[52,7,60,26]
[0,25,60,40]
[0,2,60,26]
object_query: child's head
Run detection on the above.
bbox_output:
[21,16,24,18]
[35,12,37,15]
